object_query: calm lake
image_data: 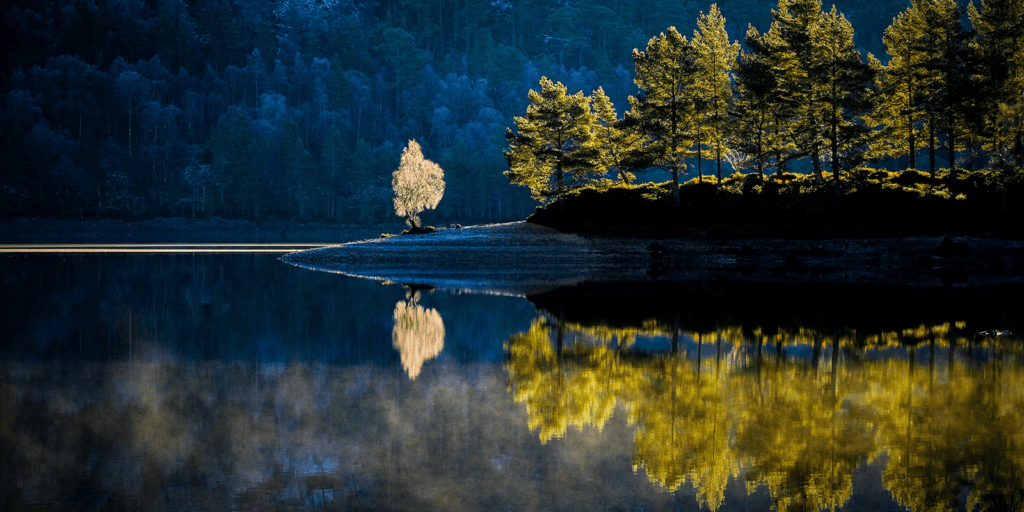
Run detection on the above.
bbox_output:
[1,246,1022,511]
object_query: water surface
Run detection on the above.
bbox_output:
[1,248,1022,511]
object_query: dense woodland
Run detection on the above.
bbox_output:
[506,0,1023,205]
[0,0,1020,224]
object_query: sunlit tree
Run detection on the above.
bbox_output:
[591,87,637,183]
[392,139,445,229]
[504,77,602,203]
[692,4,740,191]
[729,26,789,184]
[867,3,932,171]
[627,27,698,202]
[771,0,829,182]
[807,7,874,196]
[916,0,977,188]
[968,0,1024,168]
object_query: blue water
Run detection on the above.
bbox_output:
[1,249,1021,511]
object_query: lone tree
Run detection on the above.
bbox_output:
[392,139,445,229]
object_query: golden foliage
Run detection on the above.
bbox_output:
[392,297,445,380]
[505,315,1024,510]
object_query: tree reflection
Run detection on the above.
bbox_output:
[504,312,1024,512]
[629,352,738,511]
[392,289,445,380]
[504,318,618,443]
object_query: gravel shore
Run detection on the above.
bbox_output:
[281,221,1024,295]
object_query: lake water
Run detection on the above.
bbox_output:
[1,247,1022,511]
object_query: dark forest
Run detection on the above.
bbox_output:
[1,0,1020,225]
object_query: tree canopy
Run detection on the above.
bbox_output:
[392,139,446,228]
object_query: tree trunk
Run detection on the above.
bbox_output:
[813,151,823,184]
[908,112,916,170]
[948,122,957,192]
[832,116,841,198]
[697,127,703,184]
[929,120,936,178]
[671,166,680,203]
[716,146,723,193]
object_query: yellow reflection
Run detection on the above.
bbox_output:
[505,318,617,443]
[505,315,1024,511]
[391,290,445,380]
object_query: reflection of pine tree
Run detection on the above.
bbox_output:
[628,354,738,511]
[734,338,875,512]
[391,290,445,380]
[504,318,617,443]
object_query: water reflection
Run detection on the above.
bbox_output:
[392,288,446,379]
[504,284,1024,512]
[2,357,672,511]
[5,252,1024,510]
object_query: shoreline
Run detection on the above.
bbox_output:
[0,217,401,244]
[281,221,1024,295]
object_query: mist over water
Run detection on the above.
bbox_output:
[2,250,1022,511]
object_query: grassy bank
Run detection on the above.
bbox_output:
[527,168,1024,238]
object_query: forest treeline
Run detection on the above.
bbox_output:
[506,0,1023,208]
[0,0,1019,224]
[0,0,948,223]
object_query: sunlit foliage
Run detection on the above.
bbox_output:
[626,27,699,202]
[692,4,740,190]
[504,309,1024,510]
[504,78,603,203]
[392,139,446,229]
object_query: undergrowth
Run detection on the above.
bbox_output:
[528,168,1024,238]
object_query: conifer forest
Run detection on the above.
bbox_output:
[1,0,1021,225]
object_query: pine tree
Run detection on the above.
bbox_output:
[808,7,874,196]
[730,26,789,184]
[321,126,348,218]
[916,0,975,188]
[279,120,316,219]
[968,0,1024,167]
[867,4,933,171]
[591,87,636,183]
[209,114,266,218]
[771,0,828,181]
[505,77,602,203]
[254,20,278,69]
[375,27,426,118]
[626,27,698,202]
[692,4,740,191]
[392,139,446,229]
